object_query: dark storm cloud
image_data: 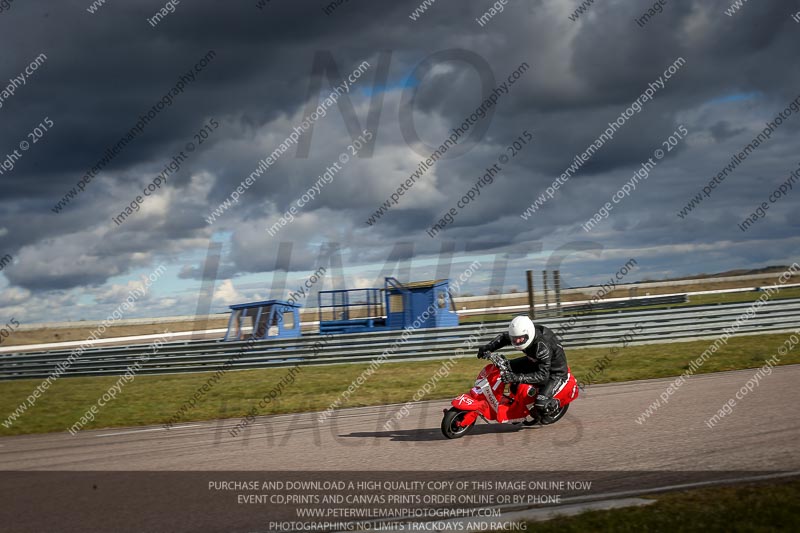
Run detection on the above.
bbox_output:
[0,0,797,319]
[709,120,747,142]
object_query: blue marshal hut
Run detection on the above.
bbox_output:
[317,277,459,334]
[222,278,459,341]
[223,299,301,341]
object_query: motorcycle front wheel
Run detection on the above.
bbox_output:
[441,407,475,439]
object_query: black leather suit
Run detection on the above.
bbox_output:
[481,324,569,412]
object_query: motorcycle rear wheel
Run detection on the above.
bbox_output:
[441,407,475,439]
[539,403,569,425]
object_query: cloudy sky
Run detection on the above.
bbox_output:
[0,0,798,324]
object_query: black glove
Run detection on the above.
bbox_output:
[535,395,560,415]
[477,346,489,359]
[500,371,521,384]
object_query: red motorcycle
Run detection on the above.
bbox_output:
[441,351,579,439]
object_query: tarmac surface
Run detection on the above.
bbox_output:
[2,365,799,532]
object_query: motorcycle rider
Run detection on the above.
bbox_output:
[477,316,568,417]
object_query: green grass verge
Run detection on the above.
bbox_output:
[1,331,798,437]
[508,478,800,532]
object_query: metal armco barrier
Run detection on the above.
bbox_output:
[1,298,799,381]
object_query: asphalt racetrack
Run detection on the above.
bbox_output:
[1,365,799,532]
[3,365,799,471]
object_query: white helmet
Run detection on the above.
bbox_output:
[508,315,536,350]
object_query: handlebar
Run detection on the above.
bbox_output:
[484,351,510,372]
